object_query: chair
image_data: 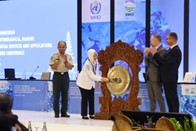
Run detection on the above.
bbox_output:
[41,72,51,80]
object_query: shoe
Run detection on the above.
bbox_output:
[61,114,70,118]
[89,115,94,119]
[55,115,59,118]
[82,116,89,119]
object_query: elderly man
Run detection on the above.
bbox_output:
[50,41,74,118]
[145,34,166,112]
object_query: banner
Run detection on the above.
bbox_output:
[0,80,195,120]
[82,0,110,23]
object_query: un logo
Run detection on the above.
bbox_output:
[90,1,101,14]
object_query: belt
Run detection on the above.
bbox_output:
[54,72,68,75]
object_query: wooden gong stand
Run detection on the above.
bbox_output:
[95,40,143,120]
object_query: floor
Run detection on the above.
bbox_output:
[13,110,114,131]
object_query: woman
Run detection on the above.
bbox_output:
[76,49,109,119]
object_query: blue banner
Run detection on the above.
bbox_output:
[0,80,195,120]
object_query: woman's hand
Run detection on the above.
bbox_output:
[109,77,115,83]
[101,77,109,82]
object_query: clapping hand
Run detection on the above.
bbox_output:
[149,48,157,55]
[64,55,68,62]
[145,47,151,55]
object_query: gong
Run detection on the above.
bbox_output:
[107,65,131,95]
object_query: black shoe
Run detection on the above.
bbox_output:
[55,115,59,118]
[89,115,94,119]
[82,116,89,119]
[61,114,70,118]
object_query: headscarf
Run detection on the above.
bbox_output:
[87,49,97,66]
[87,49,97,74]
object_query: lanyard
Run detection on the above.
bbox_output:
[88,59,97,74]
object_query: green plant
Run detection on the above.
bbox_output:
[169,116,196,131]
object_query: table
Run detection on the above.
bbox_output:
[0,80,195,120]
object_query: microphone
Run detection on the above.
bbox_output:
[29,66,39,80]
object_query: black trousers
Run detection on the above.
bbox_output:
[163,82,179,112]
[79,87,94,116]
[52,72,70,116]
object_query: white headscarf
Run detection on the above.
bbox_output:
[87,49,97,66]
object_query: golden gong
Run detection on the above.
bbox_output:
[107,65,131,95]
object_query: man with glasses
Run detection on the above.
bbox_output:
[149,32,182,112]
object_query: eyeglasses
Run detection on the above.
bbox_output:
[166,37,172,40]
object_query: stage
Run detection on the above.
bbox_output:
[13,110,113,131]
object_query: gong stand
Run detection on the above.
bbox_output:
[95,40,143,120]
